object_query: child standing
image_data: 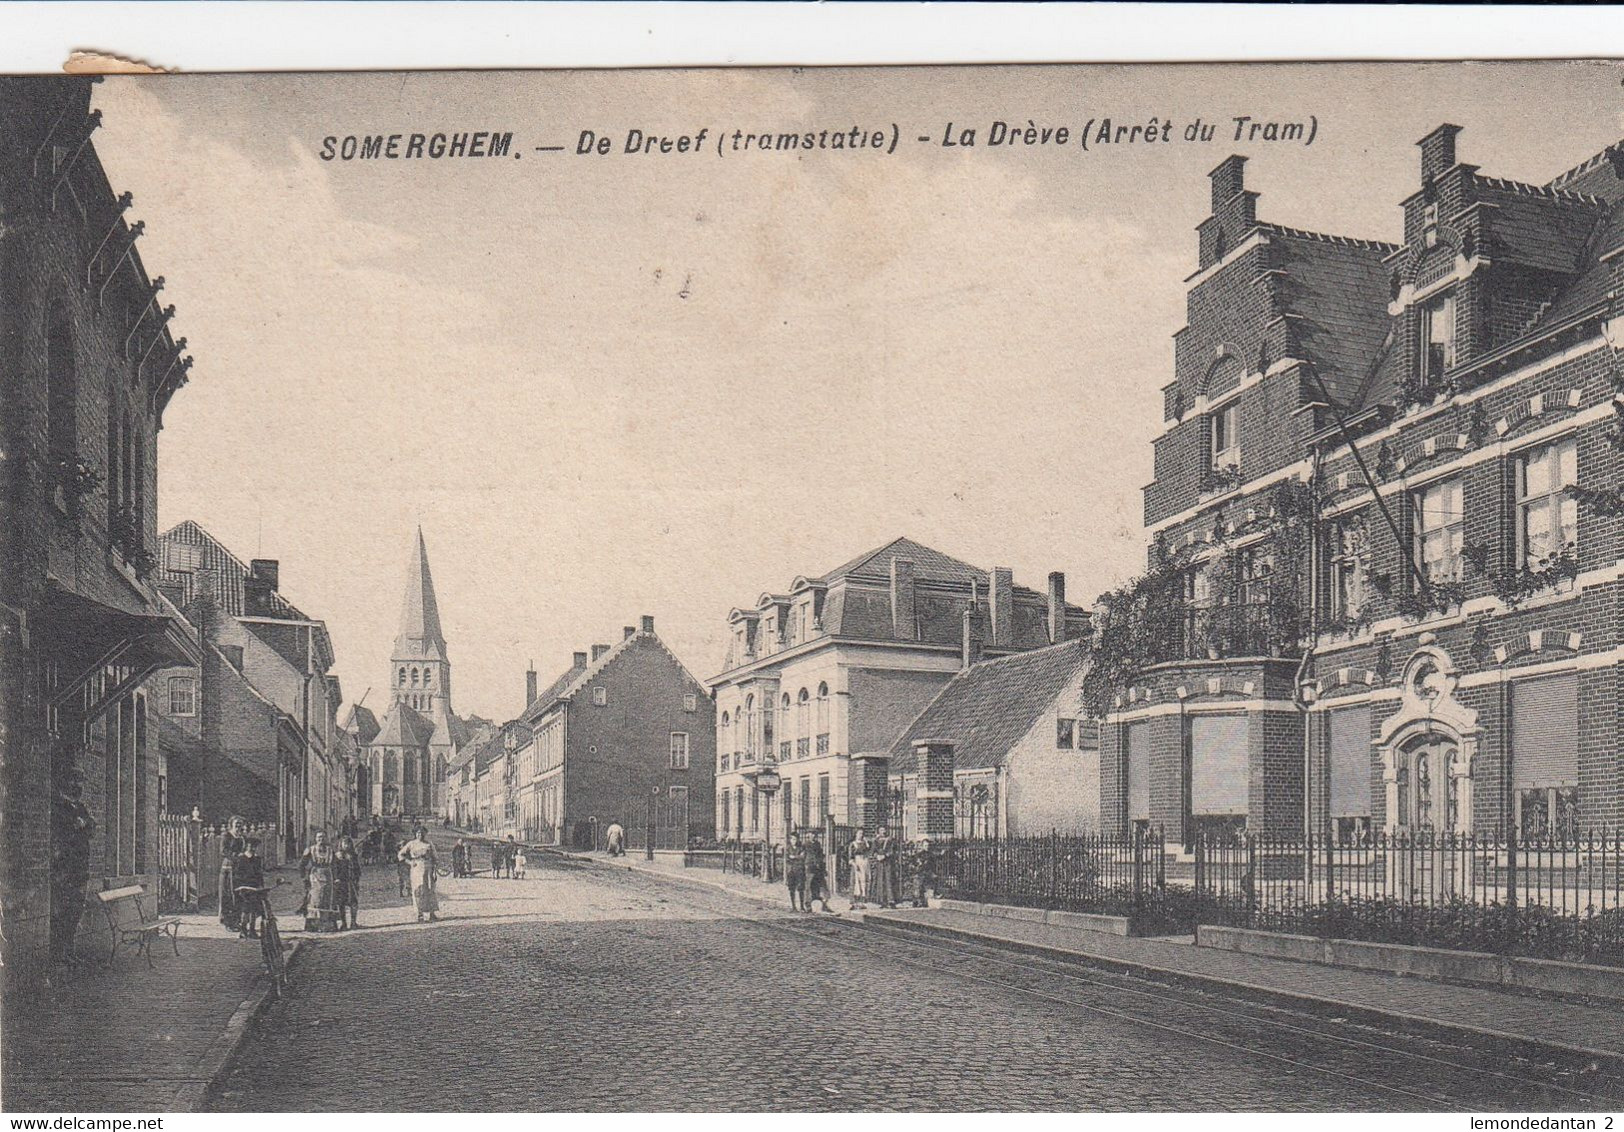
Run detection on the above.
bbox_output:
[513,845,528,879]
[233,838,266,938]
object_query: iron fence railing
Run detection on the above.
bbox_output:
[1193,828,1624,967]
[719,840,785,882]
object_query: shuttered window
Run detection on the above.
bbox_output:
[1329,706,1372,818]
[1512,673,1578,789]
[1126,723,1151,821]
[1190,714,1249,816]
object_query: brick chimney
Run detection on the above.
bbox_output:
[591,643,610,662]
[890,558,917,640]
[1419,124,1462,182]
[572,651,588,669]
[961,607,984,669]
[1047,571,1067,643]
[623,626,635,639]
[640,615,655,633]
[526,663,537,706]
[244,558,279,615]
[1209,154,1247,210]
[989,567,1014,646]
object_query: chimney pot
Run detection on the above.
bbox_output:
[572,651,588,668]
[640,614,655,633]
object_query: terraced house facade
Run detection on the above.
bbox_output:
[1101,127,1624,847]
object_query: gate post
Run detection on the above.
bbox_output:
[848,754,892,834]
[913,741,957,844]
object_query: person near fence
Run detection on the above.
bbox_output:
[848,831,871,910]
[218,815,248,932]
[49,769,96,966]
[605,821,626,857]
[786,834,808,911]
[909,841,937,908]
[871,826,899,908]
[335,835,362,929]
[514,844,528,879]
[398,825,441,922]
[233,838,266,937]
[802,836,832,913]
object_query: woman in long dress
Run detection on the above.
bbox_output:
[218,816,247,931]
[848,831,871,910]
[398,826,441,922]
[300,830,339,931]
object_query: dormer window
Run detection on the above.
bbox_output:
[1423,294,1456,379]
[1210,400,1240,471]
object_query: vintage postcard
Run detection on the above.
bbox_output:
[4,58,1624,1115]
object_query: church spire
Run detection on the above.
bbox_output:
[394,526,447,661]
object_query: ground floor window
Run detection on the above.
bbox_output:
[1517,785,1579,841]
[1334,816,1372,846]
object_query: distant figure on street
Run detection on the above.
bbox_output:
[451,839,468,878]
[218,815,248,932]
[848,831,872,910]
[910,841,937,908]
[605,821,625,857]
[233,838,266,937]
[398,825,441,922]
[802,836,833,913]
[396,835,412,897]
[489,839,503,877]
[335,835,362,929]
[504,835,518,879]
[50,770,96,966]
[513,845,528,879]
[785,834,807,911]
[872,826,899,909]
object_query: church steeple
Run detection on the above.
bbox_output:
[394,526,447,662]
[390,527,453,715]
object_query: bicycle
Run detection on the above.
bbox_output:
[235,882,288,999]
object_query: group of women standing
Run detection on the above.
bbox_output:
[846,826,902,909]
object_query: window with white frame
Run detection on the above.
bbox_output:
[1328,516,1370,622]
[1423,294,1456,379]
[683,692,698,712]
[164,542,203,572]
[1056,718,1076,749]
[669,732,690,770]
[1210,400,1240,470]
[1413,478,1464,585]
[1517,437,1578,570]
[592,686,608,706]
[168,675,196,716]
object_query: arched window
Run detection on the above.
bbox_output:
[744,695,755,757]
[720,711,731,751]
[816,682,830,735]
[797,688,810,741]
[423,668,433,687]
[411,667,420,687]
[780,693,791,754]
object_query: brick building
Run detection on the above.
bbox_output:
[517,616,714,850]
[153,521,350,851]
[1100,127,1624,847]
[0,76,202,975]
[710,537,1088,845]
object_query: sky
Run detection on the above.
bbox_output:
[89,61,1624,723]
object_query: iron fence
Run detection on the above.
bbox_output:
[1194,828,1624,967]
[719,840,785,882]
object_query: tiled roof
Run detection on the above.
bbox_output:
[519,661,589,724]
[889,639,1090,774]
[344,704,380,746]
[1269,232,1395,410]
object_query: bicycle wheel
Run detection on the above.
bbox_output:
[262,917,287,997]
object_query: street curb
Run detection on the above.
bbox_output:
[862,913,1624,1079]
[180,938,306,1112]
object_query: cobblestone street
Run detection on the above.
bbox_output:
[205,843,1584,1112]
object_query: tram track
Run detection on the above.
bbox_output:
[752,910,1620,1111]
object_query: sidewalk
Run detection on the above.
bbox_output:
[1,889,302,1113]
[868,906,1624,1068]
[557,847,852,915]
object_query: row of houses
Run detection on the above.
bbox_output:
[461,123,1624,855]
[1,77,364,982]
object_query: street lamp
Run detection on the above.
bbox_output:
[749,765,782,883]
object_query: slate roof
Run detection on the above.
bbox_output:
[819,537,988,587]
[371,700,436,748]
[889,638,1090,775]
[394,527,448,662]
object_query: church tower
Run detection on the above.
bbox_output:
[392,526,452,718]
[366,527,463,816]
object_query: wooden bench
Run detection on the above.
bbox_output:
[97,884,181,967]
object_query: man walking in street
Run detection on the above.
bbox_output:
[802,835,833,913]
